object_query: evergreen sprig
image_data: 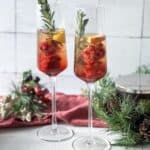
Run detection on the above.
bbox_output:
[94,74,116,102]
[0,70,47,122]
[91,66,150,146]
[11,70,46,116]
[38,0,56,33]
[12,88,45,115]
[136,64,150,74]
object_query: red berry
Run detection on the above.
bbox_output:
[48,55,61,68]
[43,93,51,102]
[81,44,106,66]
[40,42,49,51]
[81,45,96,65]
[21,85,33,93]
[39,40,61,54]
[38,53,50,73]
[96,48,105,59]
[34,86,42,96]
[47,40,60,54]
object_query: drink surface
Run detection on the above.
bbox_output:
[37,29,67,76]
[74,33,107,83]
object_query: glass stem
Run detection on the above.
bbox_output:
[51,76,57,131]
[87,83,94,142]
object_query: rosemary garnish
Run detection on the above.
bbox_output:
[76,9,89,38]
[38,0,56,33]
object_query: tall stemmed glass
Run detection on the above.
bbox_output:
[73,6,111,150]
[37,0,73,142]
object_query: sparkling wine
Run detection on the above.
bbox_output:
[74,34,107,83]
[38,29,67,76]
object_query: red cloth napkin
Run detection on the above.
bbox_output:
[0,93,107,128]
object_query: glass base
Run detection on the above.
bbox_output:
[37,125,74,142]
[72,136,111,150]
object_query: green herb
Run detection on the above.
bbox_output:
[93,74,150,146]
[76,9,89,38]
[12,91,45,114]
[94,74,116,103]
[0,70,47,122]
[85,66,150,146]
[38,0,56,33]
[136,64,150,74]
[23,70,33,82]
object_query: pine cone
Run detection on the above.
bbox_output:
[139,119,150,142]
[104,99,120,114]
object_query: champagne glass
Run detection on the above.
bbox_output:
[73,5,111,150]
[37,0,73,142]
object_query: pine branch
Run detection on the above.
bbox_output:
[90,74,150,146]
[94,74,116,103]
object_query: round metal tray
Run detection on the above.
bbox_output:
[115,74,150,94]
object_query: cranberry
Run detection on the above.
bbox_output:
[38,89,51,103]
[43,93,51,102]
[34,86,42,96]
[48,55,61,69]
[38,53,51,73]
[48,46,56,54]
[96,48,105,59]
[21,85,34,93]
[81,45,96,65]
[82,45,95,56]
[39,40,61,55]
[40,41,49,51]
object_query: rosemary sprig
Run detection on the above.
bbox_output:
[38,0,56,33]
[76,9,89,38]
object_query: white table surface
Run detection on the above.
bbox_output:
[0,126,149,150]
[0,73,149,150]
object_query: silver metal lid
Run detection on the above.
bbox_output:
[115,74,150,94]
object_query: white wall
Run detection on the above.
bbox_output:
[0,0,149,77]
